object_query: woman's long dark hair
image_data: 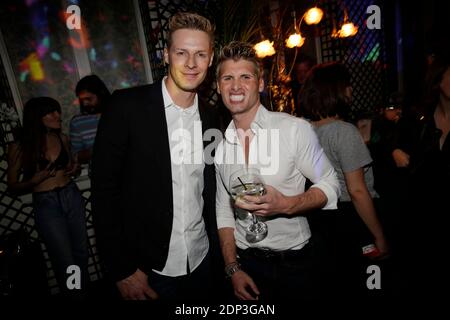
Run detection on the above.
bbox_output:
[15,97,62,179]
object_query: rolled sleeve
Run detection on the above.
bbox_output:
[310,178,339,209]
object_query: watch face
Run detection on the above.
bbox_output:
[225,262,241,277]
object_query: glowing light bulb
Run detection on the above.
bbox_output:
[254,40,276,58]
[340,22,358,37]
[304,7,324,25]
[285,33,305,48]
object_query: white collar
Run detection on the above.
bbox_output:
[161,76,198,114]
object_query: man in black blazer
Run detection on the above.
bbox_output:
[91,12,222,301]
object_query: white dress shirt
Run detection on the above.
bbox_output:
[215,105,340,250]
[153,78,208,276]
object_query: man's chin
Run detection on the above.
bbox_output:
[180,84,201,92]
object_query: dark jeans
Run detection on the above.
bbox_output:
[33,181,89,297]
[237,242,318,302]
[148,253,213,302]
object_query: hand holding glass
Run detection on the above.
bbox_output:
[229,168,268,243]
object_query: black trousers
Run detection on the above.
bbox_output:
[237,242,318,302]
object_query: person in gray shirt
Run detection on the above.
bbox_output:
[300,62,389,296]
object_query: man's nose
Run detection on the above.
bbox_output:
[231,79,241,90]
[233,79,242,90]
[185,54,197,69]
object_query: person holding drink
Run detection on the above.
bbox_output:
[214,41,340,301]
[229,168,268,244]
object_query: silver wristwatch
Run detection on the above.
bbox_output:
[225,261,241,278]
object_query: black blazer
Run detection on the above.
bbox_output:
[91,81,220,282]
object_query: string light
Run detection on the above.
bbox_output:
[304,7,324,25]
[254,40,275,58]
[332,7,358,38]
[339,22,358,37]
[255,6,323,57]
[251,3,357,113]
[285,33,305,48]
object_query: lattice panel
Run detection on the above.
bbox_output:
[0,30,25,235]
[319,0,388,119]
[0,175,102,294]
[0,47,19,145]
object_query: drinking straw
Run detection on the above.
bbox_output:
[237,177,247,190]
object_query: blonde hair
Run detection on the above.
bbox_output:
[216,41,262,79]
[167,12,215,48]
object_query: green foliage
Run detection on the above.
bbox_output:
[220,0,268,45]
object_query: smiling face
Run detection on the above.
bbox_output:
[164,29,213,94]
[217,59,264,117]
[42,110,61,129]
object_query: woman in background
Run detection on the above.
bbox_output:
[7,97,89,298]
[300,62,389,296]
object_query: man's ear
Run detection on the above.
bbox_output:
[164,47,169,65]
[216,81,221,95]
[209,51,214,67]
[258,77,265,93]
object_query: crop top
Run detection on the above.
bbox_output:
[38,133,70,171]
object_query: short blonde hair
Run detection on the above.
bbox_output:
[167,12,215,48]
[216,41,262,79]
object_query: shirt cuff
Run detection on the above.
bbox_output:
[310,181,339,210]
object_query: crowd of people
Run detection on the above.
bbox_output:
[5,11,449,302]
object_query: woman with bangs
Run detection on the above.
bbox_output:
[7,97,89,298]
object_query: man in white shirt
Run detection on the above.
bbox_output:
[92,12,221,301]
[215,41,340,301]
